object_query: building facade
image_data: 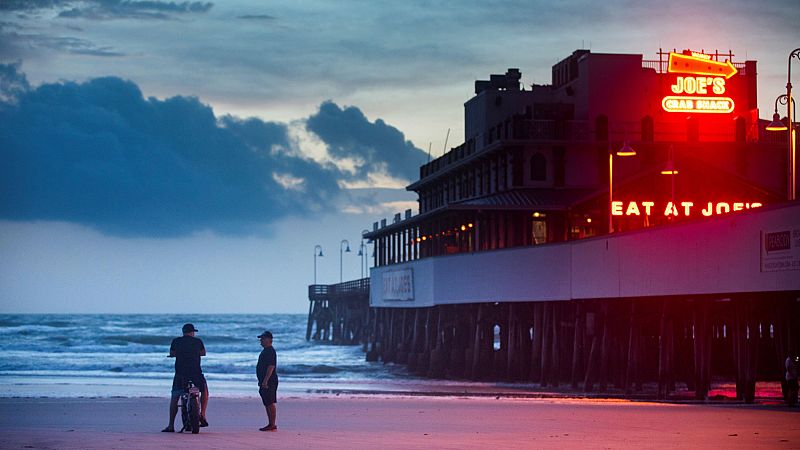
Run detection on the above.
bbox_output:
[319,49,800,401]
[367,49,786,264]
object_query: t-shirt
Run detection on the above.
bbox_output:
[170,335,205,377]
[257,346,278,386]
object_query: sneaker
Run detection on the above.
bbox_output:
[259,425,278,432]
[199,417,209,427]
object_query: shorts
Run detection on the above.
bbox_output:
[171,373,207,398]
[259,382,278,406]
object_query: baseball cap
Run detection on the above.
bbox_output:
[257,331,273,339]
[182,323,199,333]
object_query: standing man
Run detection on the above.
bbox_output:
[162,323,209,432]
[257,330,278,431]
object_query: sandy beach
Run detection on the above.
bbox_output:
[1,395,798,449]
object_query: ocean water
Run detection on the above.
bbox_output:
[0,314,410,398]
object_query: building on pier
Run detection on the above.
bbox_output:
[318,48,800,401]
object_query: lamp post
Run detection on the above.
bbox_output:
[339,239,351,283]
[313,245,323,284]
[788,48,799,201]
[609,138,637,233]
[767,91,797,200]
[357,241,366,279]
[357,229,370,279]
[773,48,800,201]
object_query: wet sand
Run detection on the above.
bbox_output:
[1,395,798,449]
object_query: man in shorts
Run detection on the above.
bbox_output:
[162,323,209,432]
[257,330,278,431]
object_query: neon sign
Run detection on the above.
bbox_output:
[611,201,761,217]
[668,52,737,79]
[662,52,737,114]
[662,96,734,113]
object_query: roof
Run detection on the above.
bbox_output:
[449,188,596,211]
[363,188,595,239]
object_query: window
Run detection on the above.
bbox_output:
[734,116,746,143]
[686,117,699,142]
[595,115,608,141]
[553,147,565,187]
[641,116,654,142]
[531,217,547,245]
[531,214,547,244]
[530,152,546,181]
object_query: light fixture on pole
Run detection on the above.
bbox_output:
[661,146,678,221]
[313,245,323,285]
[357,229,370,279]
[766,112,788,132]
[339,239,351,283]
[660,159,679,175]
[767,90,797,200]
[780,48,799,200]
[357,242,366,279]
[609,138,637,233]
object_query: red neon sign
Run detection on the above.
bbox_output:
[668,52,738,79]
[662,96,735,113]
[662,52,737,114]
[611,201,761,217]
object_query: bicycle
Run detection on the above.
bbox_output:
[178,380,201,434]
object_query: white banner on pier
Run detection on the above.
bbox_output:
[761,228,800,272]
[382,268,414,301]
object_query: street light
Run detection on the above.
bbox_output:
[339,239,351,283]
[609,139,637,233]
[313,245,323,284]
[774,48,800,201]
[357,229,370,279]
[357,242,366,278]
[768,92,797,200]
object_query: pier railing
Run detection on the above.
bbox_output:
[308,278,370,301]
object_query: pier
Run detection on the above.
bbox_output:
[364,295,797,401]
[306,278,370,345]
[305,51,800,403]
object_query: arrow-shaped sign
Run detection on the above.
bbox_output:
[668,52,738,79]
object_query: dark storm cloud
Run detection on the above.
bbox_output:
[58,1,213,20]
[0,0,213,19]
[0,0,62,11]
[306,101,427,182]
[0,64,342,237]
[236,14,275,21]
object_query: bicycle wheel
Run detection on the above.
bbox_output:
[180,395,190,432]
[188,396,200,434]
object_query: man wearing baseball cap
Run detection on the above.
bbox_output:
[257,330,278,431]
[162,323,209,432]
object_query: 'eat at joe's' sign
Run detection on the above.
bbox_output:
[662,52,737,114]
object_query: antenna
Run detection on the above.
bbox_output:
[427,142,432,163]
[442,128,450,156]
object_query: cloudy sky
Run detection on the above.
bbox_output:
[1,0,798,313]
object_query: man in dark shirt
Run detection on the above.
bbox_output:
[257,330,278,431]
[162,323,209,432]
